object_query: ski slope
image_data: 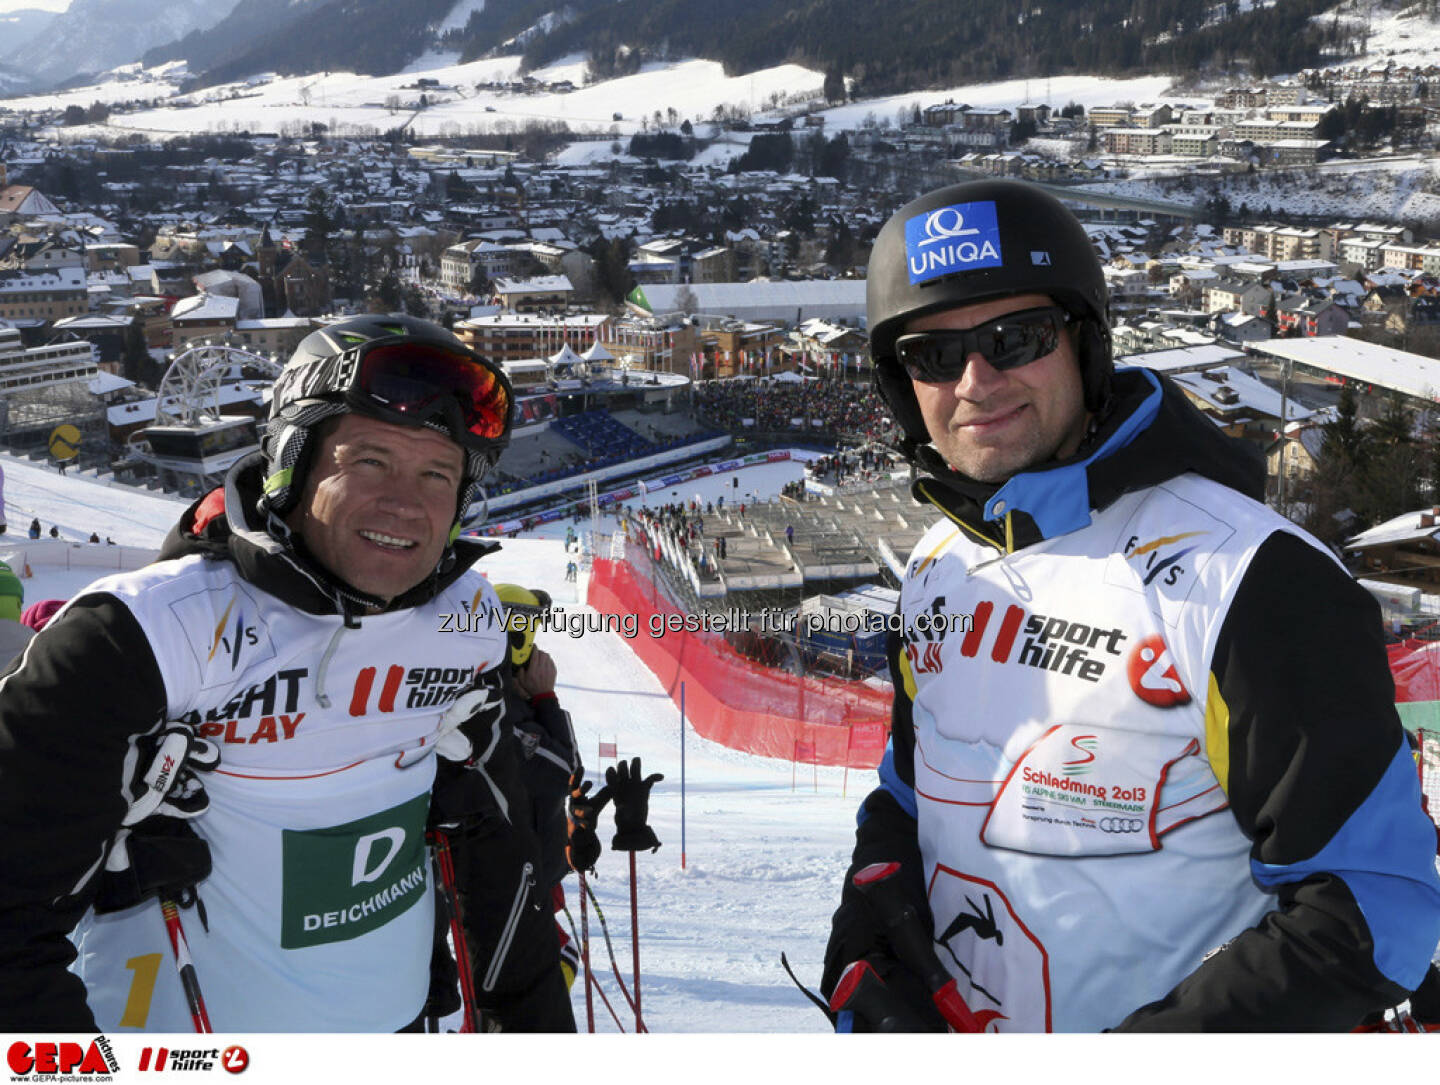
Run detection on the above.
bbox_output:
[3,449,857,1034]
[4,450,1438,1063]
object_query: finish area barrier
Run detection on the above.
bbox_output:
[587,557,890,768]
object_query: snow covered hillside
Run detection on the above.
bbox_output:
[1,450,858,1034]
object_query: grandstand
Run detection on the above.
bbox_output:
[639,471,926,619]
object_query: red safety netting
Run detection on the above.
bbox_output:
[587,557,891,768]
[1391,641,1440,704]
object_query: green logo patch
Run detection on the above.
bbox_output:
[280,792,430,949]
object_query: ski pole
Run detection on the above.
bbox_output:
[159,898,212,1033]
[428,830,480,1032]
[852,861,982,1032]
[629,850,642,1032]
[562,894,630,1033]
[581,875,645,1029]
[579,872,595,1033]
[828,959,935,1032]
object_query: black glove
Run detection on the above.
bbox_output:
[604,757,663,853]
[93,722,220,913]
[819,792,945,1032]
[566,769,609,873]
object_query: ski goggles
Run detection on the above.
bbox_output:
[894,306,1072,384]
[334,340,513,448]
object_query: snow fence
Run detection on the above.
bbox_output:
[587,556,891,768]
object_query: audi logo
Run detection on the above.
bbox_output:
[1099,817,1144,834]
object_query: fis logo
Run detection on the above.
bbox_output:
[1127,634,1191,707]
[7,1037,119,1077]
[904,200,1003,284]
[207,594,260,670]
[1122,531,1206,588]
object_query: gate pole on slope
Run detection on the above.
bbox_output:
[680,681,687,871]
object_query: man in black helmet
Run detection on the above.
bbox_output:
[0,315,537,1031]
[821,180,1440,1032]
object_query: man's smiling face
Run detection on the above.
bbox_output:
[286,412,463,605]
[907,292,1090,483]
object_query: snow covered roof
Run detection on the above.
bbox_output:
[1346,508,1440,550]
[1171,366,1315,422]
[1119,343,1246,373]
[170,293,239,322]
[1250,337,1440,404]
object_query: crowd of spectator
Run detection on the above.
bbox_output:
[693,379,898,444]
[805,447,896,489]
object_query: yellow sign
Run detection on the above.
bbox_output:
[49,424,81,461]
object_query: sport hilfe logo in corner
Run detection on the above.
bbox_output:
[137,1046,247,1073]
[904,200,1004,284]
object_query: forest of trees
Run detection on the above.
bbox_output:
[447,0,1372,99]
[1300,383,1440,547]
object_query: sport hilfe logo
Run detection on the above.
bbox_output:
[904,200,1004,284]
[910,600,1126,683]
[1127,634,1191,707]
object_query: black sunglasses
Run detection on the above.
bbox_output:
[895,306,1072,384]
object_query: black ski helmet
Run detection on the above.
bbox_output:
[259,313,513,534]
[867,179,1113,448]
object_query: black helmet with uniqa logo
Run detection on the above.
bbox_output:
[867,179,1112,449]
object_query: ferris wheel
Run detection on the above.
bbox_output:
[153,343,284,427]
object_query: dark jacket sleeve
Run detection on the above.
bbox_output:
[0,594,168,1030]
[820,626,945,1030]
[1117,532,1440,1031]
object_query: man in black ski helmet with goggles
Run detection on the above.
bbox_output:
[821,180,1440,1032]
[0,315,580,1032]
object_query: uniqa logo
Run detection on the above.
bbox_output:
[917,206,980,246]
[904,200,1004,284]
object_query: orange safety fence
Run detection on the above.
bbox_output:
[587,557,891,768]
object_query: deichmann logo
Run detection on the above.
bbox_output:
[280,793,430,948]
[7,1038,119,1078]
[935,600,1126,684]
[904,200,1004,284]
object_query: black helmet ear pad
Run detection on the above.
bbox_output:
[874,357,930,444]
[1076,318,1114,414]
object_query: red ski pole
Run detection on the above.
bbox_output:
[160,898,212,1033]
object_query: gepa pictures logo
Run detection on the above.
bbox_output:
[904,200,1003,284]
[8,1037,119,1078]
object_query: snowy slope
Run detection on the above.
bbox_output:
[5,450,854,1033]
